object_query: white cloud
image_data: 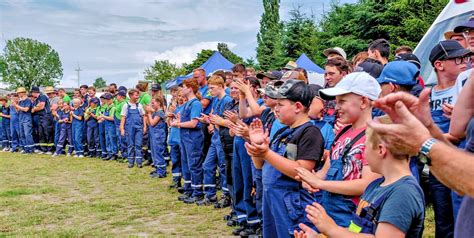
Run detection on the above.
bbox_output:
[136,41,237,66]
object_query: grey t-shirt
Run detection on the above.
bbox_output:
[357,176,425,237]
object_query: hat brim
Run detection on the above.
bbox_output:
[45,91,54,94]
[256,73,276,80]
[447,48,472,59]
[319,87,351,100]
[454,22,474,33]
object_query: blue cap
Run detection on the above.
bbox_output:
[102,93,113,100]
[377,61,419,86]
[118,86,127,92]
[117,90,127,97]
[90,97,99,104]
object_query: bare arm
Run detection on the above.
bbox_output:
[318,165,380,196]
[449,72,474,140]
[148,113,161,127]
[179,118,199,129]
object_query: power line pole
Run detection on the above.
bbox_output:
[74,63,82,88]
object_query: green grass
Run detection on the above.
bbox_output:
[0,153,435,237]
[0,153,232,236]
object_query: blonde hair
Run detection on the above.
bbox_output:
[208,75,225,88]
[366,115,410,160]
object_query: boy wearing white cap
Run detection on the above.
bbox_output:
[296,72,382,228]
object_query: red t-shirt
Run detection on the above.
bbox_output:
[330,126,368,203]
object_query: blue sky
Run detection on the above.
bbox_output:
[0,0,356,88]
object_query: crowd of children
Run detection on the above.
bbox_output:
[1,16,474,237]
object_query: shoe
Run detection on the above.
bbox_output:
[19,150,24,153]
[227,218,238,227]
[183,196,204,204]
[232,226,246,236]
[248,227,262,238]
[240,226,258,237]
[67,153,72,157]
[128,163,134,168]
[110,155,117,161]
[196,196,217,206]
[177,187,185,194]
[137,164,143,168]
[45,151,52,155]
[52,153,58,157]
[169,181,182,189]
[3,148,8,152]
[73,155,78,158]
[178,193,191,201]
[34,149,42,154]
[78,155,84,158]
[214,195,231,209]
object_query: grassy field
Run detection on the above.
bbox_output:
[0,153,435,237]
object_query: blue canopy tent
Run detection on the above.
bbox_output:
[165,51,234,89]
[295,53,324,74]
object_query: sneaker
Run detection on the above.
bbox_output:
[73,155,78,158]
[196,196,217,206]
[51,153,58,157]
[19,150,25,153]
[45,152,52,155]
[128,164,134,168]
[232,226,246,236]
[178,193,191,201]
[3,148,8,152]
[183,196,204,204]
[240,226,258,237]
[214,195,231,209]
[137,164,143,168]
[34,149,42,154]
[78,155,84,158]
[169,181,182,189]
[67,153,72,157]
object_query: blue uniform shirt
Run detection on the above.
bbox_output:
[18,98,32,121]
[168,105,183,145]
[199,85,213,115]
[311,119,335,150]
[72,107,84,123]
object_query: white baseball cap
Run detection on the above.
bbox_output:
[319,72,381,101]
[323,47,347,60]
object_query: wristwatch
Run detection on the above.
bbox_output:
[418,138,438,166]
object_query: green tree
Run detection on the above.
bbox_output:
[282,7,319,63]
[0,37,63,90]
[217,43,243,64]
[244,57,260,71]
[256,0,284,70]
[312,0,448,65]
[93,77,107,89]
[144,60,187,84]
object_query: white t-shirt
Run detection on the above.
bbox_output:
[121,102,145,117]
[430,85,458,111]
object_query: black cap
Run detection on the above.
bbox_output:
[118,86,127,92]
[454,15,474,33]
[151,84,162,91]
[30,86,40,93]
[429,40,471,66]
[394,53,421,69]
[90,97,99,104]
[354,60,384,79]
[308,84,324,100]
[271,79,312,107]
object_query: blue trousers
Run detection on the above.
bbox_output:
[54,121,60,148]
[115,120,127,158]
[72,122,83,155]
[170,144,182,183]
[10,120,20,151]
[19,120,34,153]
[150,128,166,175]
[2,122,11,148]
[86,124,99,156]
[98,122,107,157]
[180,129,204,198]
[179,141,192,196]
[232,137,259,225]
[429,173,454,238]
[105,121,117,156]
[203,133,228,198]
[56,126,73,154]
[126,126,143,165]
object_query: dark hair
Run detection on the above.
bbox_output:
[212,70,226,80]
[80,85,88,89]
[294,67,308,81]
[369,39,391,58]
[395,45,413,55]
[325,58,351,74]
[109,83,117,88]
[128,89,139,97]
[245,76,261,88]
[232,63,246,74]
